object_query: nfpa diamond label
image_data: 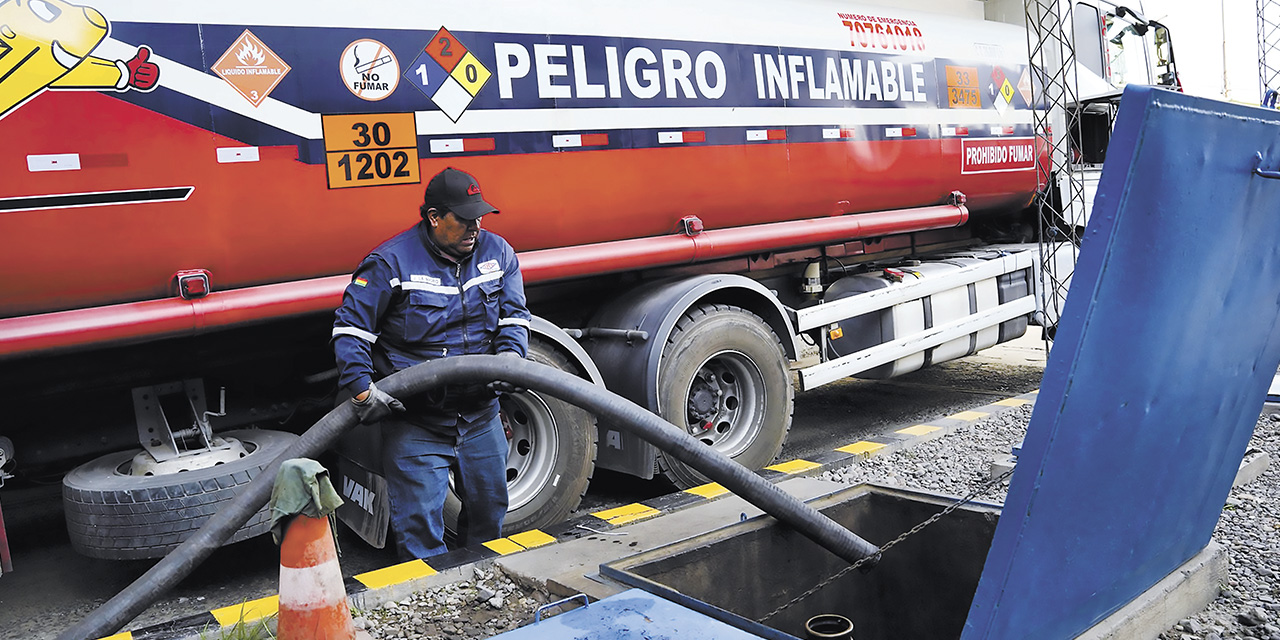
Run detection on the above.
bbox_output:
[404,27,491,123]
[213,30,291,107]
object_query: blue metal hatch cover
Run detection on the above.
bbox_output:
[488,589,767,639]
[963,86,1280,639]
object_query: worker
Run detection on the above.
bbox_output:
[331,167,531,560]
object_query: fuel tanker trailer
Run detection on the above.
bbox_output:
[0,0,1176,559]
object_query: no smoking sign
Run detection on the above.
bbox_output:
[340,39,400,101]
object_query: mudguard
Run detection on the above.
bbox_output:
[583,274,798,478]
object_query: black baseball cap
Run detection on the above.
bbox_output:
[422,168,499,221]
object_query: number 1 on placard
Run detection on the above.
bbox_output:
[416,63,429,86]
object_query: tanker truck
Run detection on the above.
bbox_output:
[0,0,1178,560]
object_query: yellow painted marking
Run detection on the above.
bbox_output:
[897,425,941,436]
[97,633,132,640]
[685,482,729,499]
[592,503,660,525]
[211,595,280,627]
[765,459,822,474]
[608,509,661,525]
[948,410,990,421]
[837,441,887,457]
[483,538,526,555]
[593,501,660,522]
[994,398,1032,407]
[355,559,437,590]
[509,529,557,549]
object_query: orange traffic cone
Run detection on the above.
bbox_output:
[277,514,370,640]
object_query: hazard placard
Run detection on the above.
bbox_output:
[945,65,980,109]
[212,30,291,107]
[999,79,1015,104]
[405,27,493,123]
[322,113,420,189]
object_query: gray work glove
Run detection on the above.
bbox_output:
[488,352,527,395]
[351,382,405,424]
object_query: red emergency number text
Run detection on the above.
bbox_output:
[842,20,926,52]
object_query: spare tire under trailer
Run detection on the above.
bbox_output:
[62,428,298,560]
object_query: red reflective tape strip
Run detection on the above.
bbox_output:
[79,154,129,168]
[840,129,857,139]
[901,127,917,137]
[463,138,496,152]
[683,131,706,143]
[580,133,609,146]
[766,129,787,140]
[956,127,969,135]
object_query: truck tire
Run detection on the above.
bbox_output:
[656,304,794,489]
[444,340,597,536]
[62,428,298,560]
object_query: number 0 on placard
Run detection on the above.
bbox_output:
[321,113,421,189]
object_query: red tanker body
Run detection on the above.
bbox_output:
[0,0,1040,330]
[0,0,1174,563]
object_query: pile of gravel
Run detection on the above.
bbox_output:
[821,403,1033,504]
[820,404,1280,640]
[358,566,555,639]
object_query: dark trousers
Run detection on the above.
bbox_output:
[380,412,509,559]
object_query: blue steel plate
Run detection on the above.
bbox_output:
[488,589,766,639]
[963,86,1280,638]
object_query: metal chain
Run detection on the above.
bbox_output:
[758,468,1015,623]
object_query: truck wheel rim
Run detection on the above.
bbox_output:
[115,438,256,476]
[501,391,560,511]
[684,350,765,457]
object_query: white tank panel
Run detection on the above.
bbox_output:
[973,277,1000,351]
[943,257,1003,353]
[883,299,926,377]
[911,263,970,363]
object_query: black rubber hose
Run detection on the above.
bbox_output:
[60,355,879,640]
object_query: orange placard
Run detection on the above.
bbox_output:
[948,87,981,109]
[322,113,418,152]
[945,65,981,109]
[945,65,979,89]
[322,113,420,189]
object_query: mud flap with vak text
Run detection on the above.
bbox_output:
[335,457,389,549]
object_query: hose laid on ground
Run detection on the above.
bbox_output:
[59,355,880,640]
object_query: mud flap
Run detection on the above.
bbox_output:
[334,457,390,549]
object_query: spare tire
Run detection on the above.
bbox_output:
[62,429,298,560]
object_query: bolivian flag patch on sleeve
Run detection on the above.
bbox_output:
[354,277,368,287]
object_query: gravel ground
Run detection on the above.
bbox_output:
[358,404,1280,639]
[357,565,558,639]
[821,404,1280,640]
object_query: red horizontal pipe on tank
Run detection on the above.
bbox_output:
[0,203,966,359]
[0,277,349,360]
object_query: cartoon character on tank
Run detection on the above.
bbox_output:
[0,0,159,119]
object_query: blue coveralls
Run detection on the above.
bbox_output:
[332,222,530,559]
